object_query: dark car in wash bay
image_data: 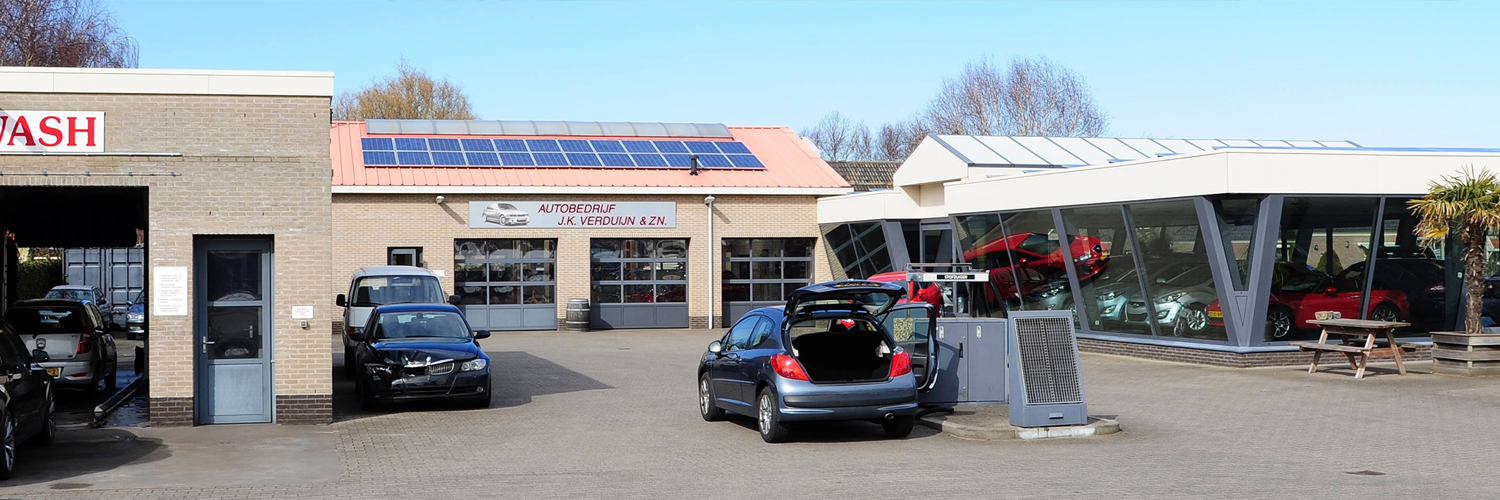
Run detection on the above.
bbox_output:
[350,304,492,410]
[698,280,939,443]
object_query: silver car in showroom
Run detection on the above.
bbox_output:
[1122,263,1216,336]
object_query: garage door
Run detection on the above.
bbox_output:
[722,238,814,325]
[454,239,558,331]
[590,239,688,329]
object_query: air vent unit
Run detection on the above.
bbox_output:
[1008,311,1088,427]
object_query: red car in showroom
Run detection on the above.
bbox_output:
[962,232,1108,281]
[1208,263,1410,339]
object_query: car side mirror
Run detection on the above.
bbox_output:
[449,294,462,305]
[348,329,364,342]
[32,349,49,363]
[708,340,723,354]
[335,294,347,307]
[473,330,491,339]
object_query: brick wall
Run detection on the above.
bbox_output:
[1078,337,1432,368]
[331,194,833,329]
[1,92,332,425]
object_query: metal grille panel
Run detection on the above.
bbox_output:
[1013,316,1083,404]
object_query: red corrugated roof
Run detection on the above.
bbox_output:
[330,121,850,190]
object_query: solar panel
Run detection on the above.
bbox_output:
[697,154,732,168]
[533,152,568,165]
[466,152,501,166]
[500,153,535,166]
[494,139,529,151]
[591,140,626,153]
[359,136,767,169]
[685,142,721,154]
[431,152,467,165]
[566,153,602,166]
[631,153,668,167]
[362,138,394,151]
[716,141,751,154]
[428,138,462,151]
[654,141,690,153]
[599,153,635,166]
[526,139,561,152]
[623,140,658,153]
[363,151,396,165]
[461,139,495,151]
[397,151,432,165]
[558,140,593,152]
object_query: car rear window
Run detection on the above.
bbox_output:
[5,307,85,334]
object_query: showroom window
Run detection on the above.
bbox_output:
[954,213,1006,318]
[1272,197,1381,341]
[1062,205,1152,336]
[1126,200,1226,341]
[1212,198,1261,291]
[453,239,556,306]
[1370,197,1452,336]
[996,210,1073,317]
[819,221,893,280]
[591,239,688,304]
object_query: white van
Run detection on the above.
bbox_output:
[335,266,456,378]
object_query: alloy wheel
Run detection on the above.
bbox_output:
[1371,306,1399,322]
[758,395,772,435]
[2,415,13,473]
[1185,306,1209,331]
[699,379,712,415]
[1268,309,1293,339]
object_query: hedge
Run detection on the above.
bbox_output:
[19,259,64,300]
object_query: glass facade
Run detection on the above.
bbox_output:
[590,239,688,304]
[722,238,815,303]
[820,222,894,280]
[454,239,556,306]
[1062,206,1150,335]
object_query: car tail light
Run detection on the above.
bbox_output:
[889,349,912,378]
[770,353,809,381]
[77,335,92,355]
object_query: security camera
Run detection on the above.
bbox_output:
[704,195,715,205]
[435,195,446,204]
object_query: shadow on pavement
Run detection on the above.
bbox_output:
[7,429,167,488]
[334,350,611,422]
[724,415,941,443]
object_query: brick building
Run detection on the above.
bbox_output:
[0,67,335,425]
[329,119,850,334]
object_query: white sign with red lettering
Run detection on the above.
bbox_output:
[469,201,676,228]
[0,111,105,153]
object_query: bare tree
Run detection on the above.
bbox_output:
[922,56,1106,137]
[801,111,872,162]
[0,0,138,67]
[333,60,477,121]
[875,118,928,161]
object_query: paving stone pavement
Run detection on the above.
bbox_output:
[4,329,1500,499]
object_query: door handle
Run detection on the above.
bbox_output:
[958,342,965,359]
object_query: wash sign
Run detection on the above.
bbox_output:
[0,111,105,153]
[470,201,676,229]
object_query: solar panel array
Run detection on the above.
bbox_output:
[360,137,765,169]
[931,136,1362,168]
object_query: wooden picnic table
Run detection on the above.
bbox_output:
[1291,318,1415,379]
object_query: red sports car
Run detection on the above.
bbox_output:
[868,271,944,308]
[962,232,1108,281]
[1207,263,1410,339]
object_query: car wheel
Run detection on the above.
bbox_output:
[882,416,916,438]
[343,347,357,379]
[1267,306,1294,339]
[698,373,725,422]
[757,387,791,443]
[1182,304,1210,333]
[1371,303,1401,323]
[0,411,15,480]
[29,394,56,447]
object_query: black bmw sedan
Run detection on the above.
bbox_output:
[0,319,57,480]
[350,304,492,410]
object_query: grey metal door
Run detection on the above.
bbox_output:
[195,239,274,424]
[590,239,688,329]
[923,321,968,404]
[966,320,1008,403]
[64,247,145,327]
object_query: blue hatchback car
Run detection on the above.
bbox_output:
[698,280,939,443]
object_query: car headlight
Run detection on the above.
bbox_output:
[1073,253,1092,262]
[1102,305,1117,315]
[1155,291,1187,304]
[461,358,488,372]
[1096,291,1122,301]
[1038,286,1065,298]
[127,312,144,322]
[364,363,393,375]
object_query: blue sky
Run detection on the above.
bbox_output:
[112,1,1498,147]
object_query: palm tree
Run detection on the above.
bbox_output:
[1408,166,1500,334]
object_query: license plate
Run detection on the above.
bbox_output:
[1208,310,1223,319]
[45,367,60,377]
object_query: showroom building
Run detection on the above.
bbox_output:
[328,119,849,333]
[818,134,1500,366]
[0,66,336,425]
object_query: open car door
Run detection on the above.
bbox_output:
[879,303,939,392]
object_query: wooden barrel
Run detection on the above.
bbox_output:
[565,298,591,331]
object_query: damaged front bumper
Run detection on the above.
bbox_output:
[364,361,489,402]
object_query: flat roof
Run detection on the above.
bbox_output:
[0,66,335,97]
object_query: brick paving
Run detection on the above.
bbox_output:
[5,330,1500,499]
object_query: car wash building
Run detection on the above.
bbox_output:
[0,66,335,425]
[328,119,849,333]
[818,135,1500,366]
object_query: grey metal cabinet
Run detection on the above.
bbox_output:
[921,318,1008,405]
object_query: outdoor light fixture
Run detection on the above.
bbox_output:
[435,195,445,204]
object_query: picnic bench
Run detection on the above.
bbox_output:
[1291,318,1418,379]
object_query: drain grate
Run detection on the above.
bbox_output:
[1345,470,1387,476]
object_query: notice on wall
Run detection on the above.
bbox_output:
[291,306,315,320]
[469,201,676,229]
[152,266,189,316]
[0,111,105,153]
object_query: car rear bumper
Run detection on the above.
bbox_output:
[778,401,921,421]
[41,361,96,386]
[774,376,919,421]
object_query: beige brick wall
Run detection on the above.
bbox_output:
[331,194,834,326]
[0,93,331,403]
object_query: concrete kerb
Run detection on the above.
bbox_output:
[917,406,1121,441]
